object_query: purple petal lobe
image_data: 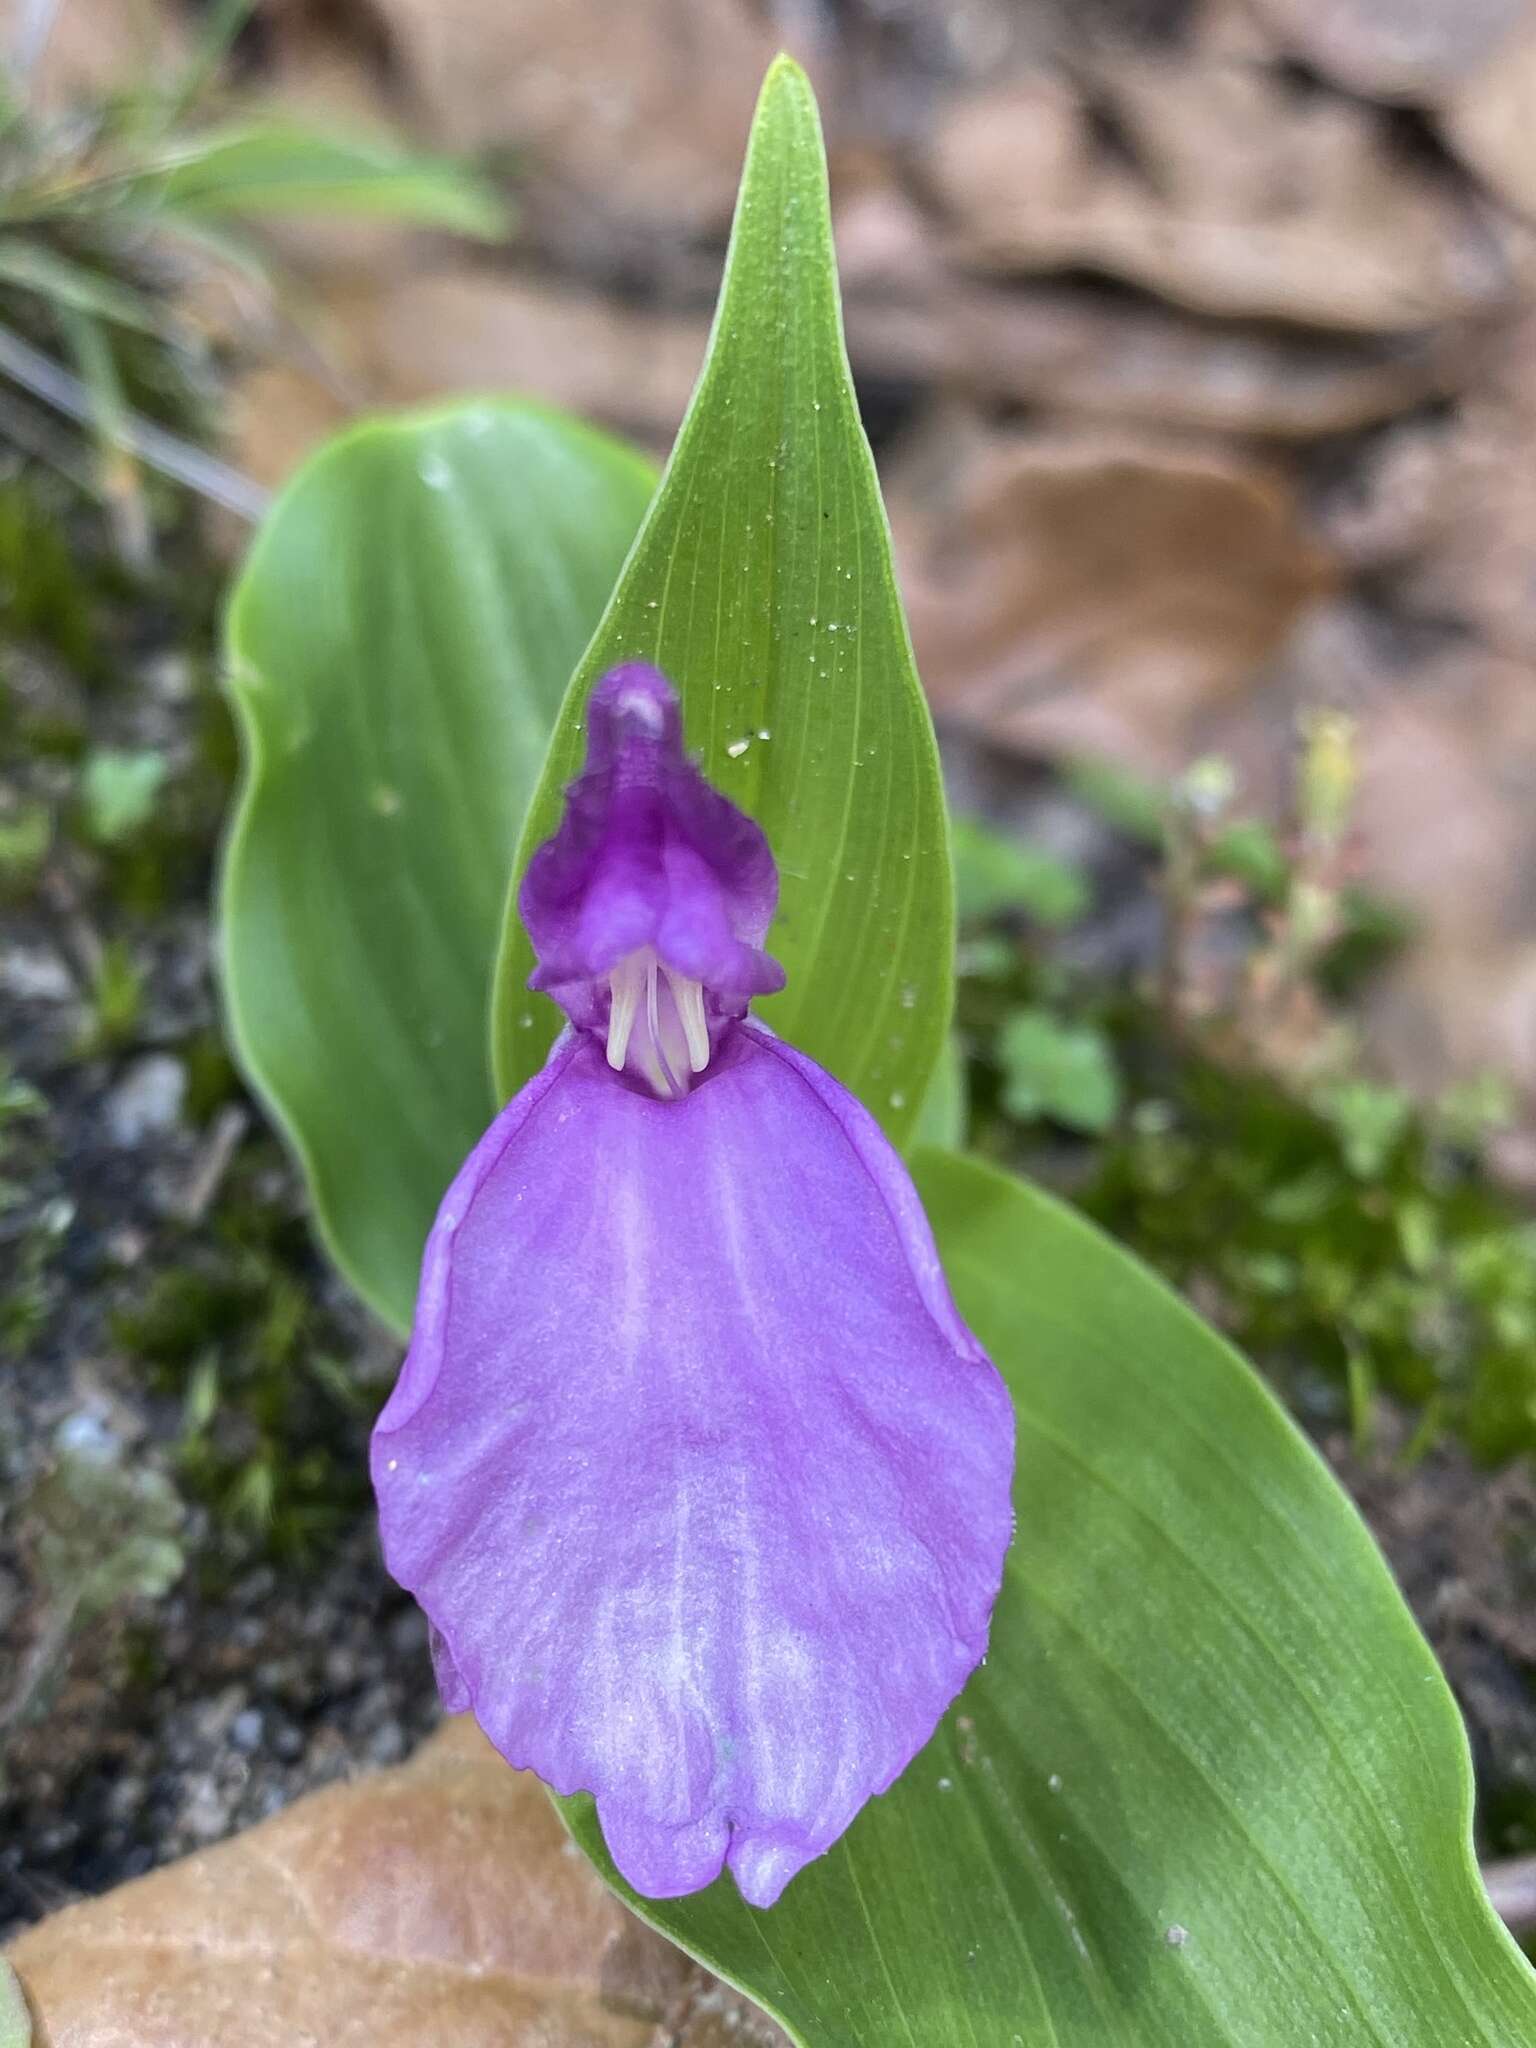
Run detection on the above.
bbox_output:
[519,665,784,1089]
[372,1025,1014,1908]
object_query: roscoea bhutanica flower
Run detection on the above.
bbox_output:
[371,662,1015,1907]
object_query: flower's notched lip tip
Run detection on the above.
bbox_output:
[576,1786,839,1909]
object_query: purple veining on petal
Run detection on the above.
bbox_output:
[520,664,784,1092]
[372,1023,1015,1908]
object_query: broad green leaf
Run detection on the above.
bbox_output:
[911,1030,968,1151]
[0,1961,29,2048]
[490,57,951,1143]
[134,123,508,238]
[221,402,654,1331]
[562,1151,1536,2047]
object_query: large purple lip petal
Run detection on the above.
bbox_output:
[371,1024,1014,1907]
[374,659,1014,1905]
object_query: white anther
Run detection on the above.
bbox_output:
[606,952,644,1071]
[603,946,702,1097]
[665,967,710,1073]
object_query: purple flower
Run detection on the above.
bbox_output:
[372,663,1015,1908]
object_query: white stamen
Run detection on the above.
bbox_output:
[602,945,704,1097]
[606,953,643,1070]
[665,967,710,1072]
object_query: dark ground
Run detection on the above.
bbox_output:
[0,524,425,1938]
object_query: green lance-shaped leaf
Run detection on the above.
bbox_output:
[128,122,508,238]
[221,402,654,1331]
[0,237,160,332]
[490,56,951,1142]
[561,1152,1536,2048]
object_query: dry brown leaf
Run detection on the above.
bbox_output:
[832,143,1454,435]
[831,151,948,302]
[224,269,707,491]
[925,61,1527,330]
[1375,310,1536,662]
[1243,0,1526,103]
[845,278,1453,438]
[364,0,787,233]
[886,413,1334,768]
[1440,11,1536,220]
[1350,652,1536,1117]
[1171,595,1536,1139]
[354,274,707,453]
[224,21,445,285]
[7,1716,787,2048]
[223,360,353,498]
[23,0,188,110]
[1309,413,1465,571]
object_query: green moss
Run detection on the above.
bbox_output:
[952,781,1536,1467]
[79,938,146,1053]
[0,481,101,675]
[181,1028,243,1124]
[0,798,51,894]
[111,1140,376,1564]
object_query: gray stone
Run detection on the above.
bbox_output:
[102,1055,186,1147]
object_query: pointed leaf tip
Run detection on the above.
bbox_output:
[491,40,952,1145]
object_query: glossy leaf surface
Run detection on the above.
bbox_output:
[221,402,653,1329]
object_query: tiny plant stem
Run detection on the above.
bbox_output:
[0,1592,80,1734]
[0,317,270,518]
[159,0,256,130]
[57,302,152,568]
[1158,810,1199,1031]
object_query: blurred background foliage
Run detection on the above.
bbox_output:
[0,0,502,557]
[4,0,1536,1962]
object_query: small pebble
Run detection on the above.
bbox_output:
[103,1055,186,1147]
[182,1773,230,1843]
[105,1776,145,1825]
[388,1607,428,1658]
[0,946,73,1001]
[367,1721,406,1765]
[231,1709,264,1753]
[271,1719,304,1763]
